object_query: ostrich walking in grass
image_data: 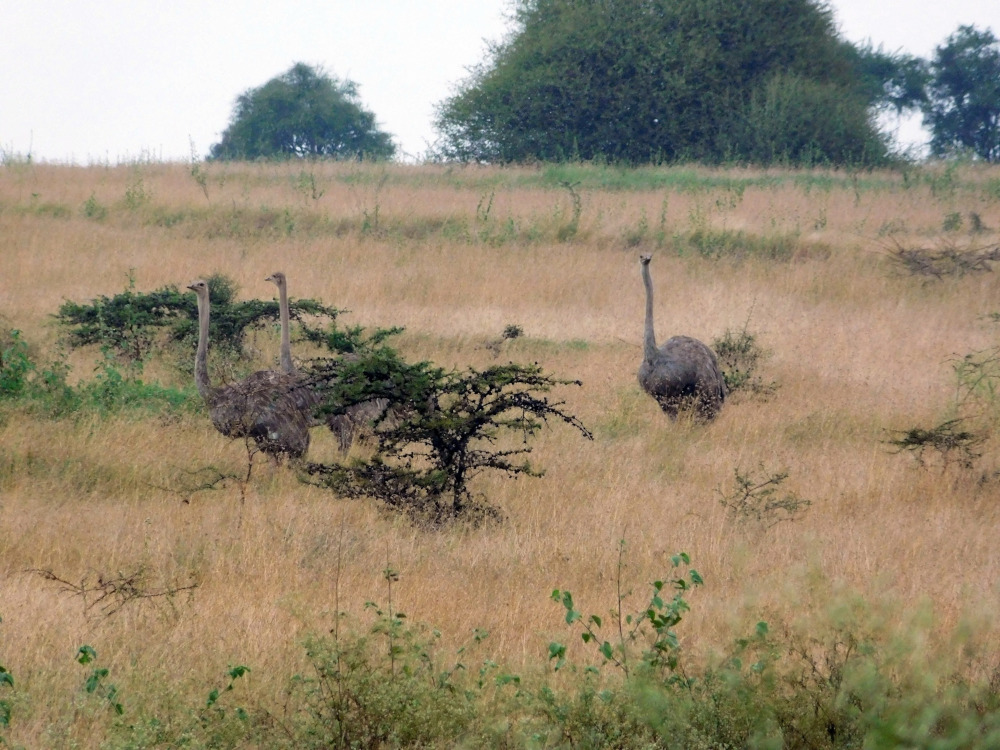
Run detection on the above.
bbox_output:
[637,253,726,421]
[188,279,310,460]
[265,271,390,455]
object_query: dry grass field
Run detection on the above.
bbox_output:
[2,158,1000,745]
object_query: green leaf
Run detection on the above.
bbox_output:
[599,641,613,660]
[589,614,602,628]
[690,569,704,585]
[77,645,97,665]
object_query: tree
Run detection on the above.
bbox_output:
[847,43,928,117]
[923,25,1000,162]
[303,343,592,525]
[434,0,891,166]
[210,63,396,161]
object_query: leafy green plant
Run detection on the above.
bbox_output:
[556,181,582,241]
[0,664,10,737]
[81,192,108,220]
[943,211,964,232]
[0,329,76,415]
[204,665,250,722]
[549,544,703,682]
[0,330,32,398]
[0,615,11,741]
[718,464,811,528]
[299,319,402,357]
[952,344,1000,418]
[289,606,480,747]
[712,310,778,398]
[295,169,325,203]
[77,645,123,716]
[123,173,150,210]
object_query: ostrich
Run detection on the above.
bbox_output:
[265,271,296,375]
[187,279,310,460]
[637,253,726,421]
[265,271,390,455]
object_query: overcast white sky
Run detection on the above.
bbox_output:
[2,1,998,164]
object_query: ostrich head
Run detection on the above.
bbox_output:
[265,271,286,287]
[187,279,208,297]
[639,253,652,266]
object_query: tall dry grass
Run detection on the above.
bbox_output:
[2,159,1000,744]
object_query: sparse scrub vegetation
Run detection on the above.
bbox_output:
[717,464,812,528]
[711,310,778,398]
[889,239,1000,278]
[2,160,1000,746]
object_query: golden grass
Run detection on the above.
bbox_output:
[2,160,1000,744]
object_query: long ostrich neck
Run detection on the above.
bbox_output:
[193,291,213,400]
[642,262,658,360]
[277,280,294,373]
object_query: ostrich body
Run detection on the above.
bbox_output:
[188,279,310,460]
[637,254,726,421]
[265,271,390,455]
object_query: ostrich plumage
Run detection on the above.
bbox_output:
[637,254,726,421]
[265,271,390,455]
[188,279,310,460]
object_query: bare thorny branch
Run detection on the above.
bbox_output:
[27,566,199,619]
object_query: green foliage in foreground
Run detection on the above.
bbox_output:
[5,552,1000,748]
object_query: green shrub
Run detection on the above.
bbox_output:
[305,348,592,525]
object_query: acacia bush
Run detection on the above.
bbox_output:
[304,343,593,525]
[56,272,342,370]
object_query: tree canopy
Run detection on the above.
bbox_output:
[923,25,1000,162]
[210,63,396,161]
[434,0,892,166]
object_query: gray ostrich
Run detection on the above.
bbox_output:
[265,271,390,455]
[637,253,726,421]
[188,279,310,460]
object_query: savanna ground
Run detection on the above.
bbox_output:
[2,157,1000,747]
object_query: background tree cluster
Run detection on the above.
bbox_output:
[210,62,396,161]
[434,0,895,165]
[923,25,1000,161]
[433,0,1000,165]
[208,6,1000,166]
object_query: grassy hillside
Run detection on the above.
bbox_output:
[2,158,1000,747]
